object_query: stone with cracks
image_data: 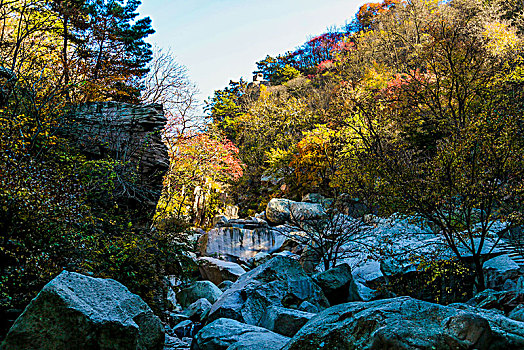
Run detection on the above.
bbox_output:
[1,271,164,350]
[259,305,316,337]
[67,102,168,212]
[298,301,320,313]
[191,318,289,350]
[207,256,329,327]
[198,257,246,285]
[166,312,189,329]
[184,298,212,322]
[509,304,524,322]
[467,289,523,313]
[172,320,194,339]
[250,252,271,267]
[517,276,524,294]
[283,296,524,350]
[164,335,190,350]
[218,280,234,291]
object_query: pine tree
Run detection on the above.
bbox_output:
[78,0,155,102]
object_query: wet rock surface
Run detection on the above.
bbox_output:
[198,224,287,260]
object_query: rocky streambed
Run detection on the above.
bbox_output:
[3,196,524,349]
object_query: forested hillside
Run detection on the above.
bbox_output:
[205,0,524,302]
[209,0,524,219]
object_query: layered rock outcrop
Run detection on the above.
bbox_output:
[66,102,168,209]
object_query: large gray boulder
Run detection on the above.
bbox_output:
[177,281,222,309]
[185,298,212,322]
[313,263,362,305]
[207,256,329,326]
[450,303,524,346]
[283,296,524,350]
[265,198,325,225]
[352,261,385,288]
[191,318,289,350]
[1,271,164,350]
[259,306,315,337]
[483,255,521,289]
[467,289,523,315]
[198,257,246,285]
[164,335,190,350]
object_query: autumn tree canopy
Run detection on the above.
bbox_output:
[208,0,524,292]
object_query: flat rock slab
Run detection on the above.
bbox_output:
[198,257,246,285]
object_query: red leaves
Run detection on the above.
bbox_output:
[167,132,243,182]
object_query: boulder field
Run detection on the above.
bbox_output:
[4,255,524,350]
[3,196,524,349]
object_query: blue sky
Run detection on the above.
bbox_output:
[138,0,368,108]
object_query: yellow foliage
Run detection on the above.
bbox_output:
[363,62,391,90]
[259,84,271,100]
[483,21,520,57]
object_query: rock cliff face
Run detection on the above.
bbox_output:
[67,102,169,209]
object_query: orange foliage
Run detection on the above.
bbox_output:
[357,0,402,30]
